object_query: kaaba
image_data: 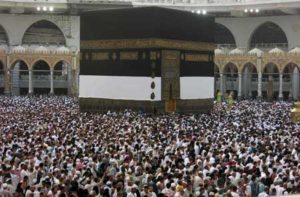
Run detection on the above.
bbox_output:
[79,7,215,113]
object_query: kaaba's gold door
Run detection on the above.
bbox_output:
[161,50,180,113]
[165,99,176,112]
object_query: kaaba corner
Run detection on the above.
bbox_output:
[79,7,215,113]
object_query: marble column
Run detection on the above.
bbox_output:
[28,69,33,94]
[67,63,72,95]
[4,54,10,95]
[238,72,242,100]
[257,54,262,100]
[50,69,54,94]
[71,53,78,96]
[289,73,293,101]
[257,72,262,99]
[220,73,224,97]
[279,73,283,100]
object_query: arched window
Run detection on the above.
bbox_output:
[215,23,236,48]
[283,63,299,100]
[0,25,8,44]
[263,63,279,100]
[250,22,288,49]
[32,60,51,94]
[242,63,257,99]
[11,60,29,95]
[22,20,66,45]
[53,60,70,95]
[223,63,238,97]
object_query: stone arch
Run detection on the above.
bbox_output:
[0,24,9,45]
[10,59,30,70]
[282,62,299,100]
[222,62,238,74]
[31,59,51,70]
[282,62,300,73]
[32,60,51,95]
[53,59,71,69]
[32,60,50,70]
[262,62,280,73]
[249,21,288,49]
[242,62,258,73]
[242,62,258,99]
[223,62,238,97]
[54,60,70,71]
[214,63,220,73]
[215,23,236,48]
[53,60,71,95]
[22,20,66,45]
[10,60,29,95]
[262,62,280,100]
[263,62,279,74]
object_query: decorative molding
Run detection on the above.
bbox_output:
[164,50,179,60]
[150,51,157,60]
[215,53,300,74]
[92,52,109,60]
[185,53,209,62]
[81,38,215,51]
[161,50,180,100]
[156,52,161,59]
[180,53,185,60]
[120,51,138,60]
[85,53,90,60]
[112,53,117,61]
[8,54,72,70]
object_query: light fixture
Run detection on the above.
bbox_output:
[37,6,41,11]
[197,10,201,14]
[49,6,54,12]
[250,9,254,13]
[255,8,259,13]
[43,6,47,11]
[191,10,195,13]
[244,9,248,13]
[202,10,207,15]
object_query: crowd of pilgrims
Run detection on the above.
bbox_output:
[0,96,299,197]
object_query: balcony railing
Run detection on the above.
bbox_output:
[216,43,289,52]
[250,43,289,51]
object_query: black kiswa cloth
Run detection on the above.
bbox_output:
[80,6,214,43]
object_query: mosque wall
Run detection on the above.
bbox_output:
[216,15,300,49]
[0,13,80,96]
[0,13,80,50]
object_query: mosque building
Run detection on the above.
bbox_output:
[0,0,300,101]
